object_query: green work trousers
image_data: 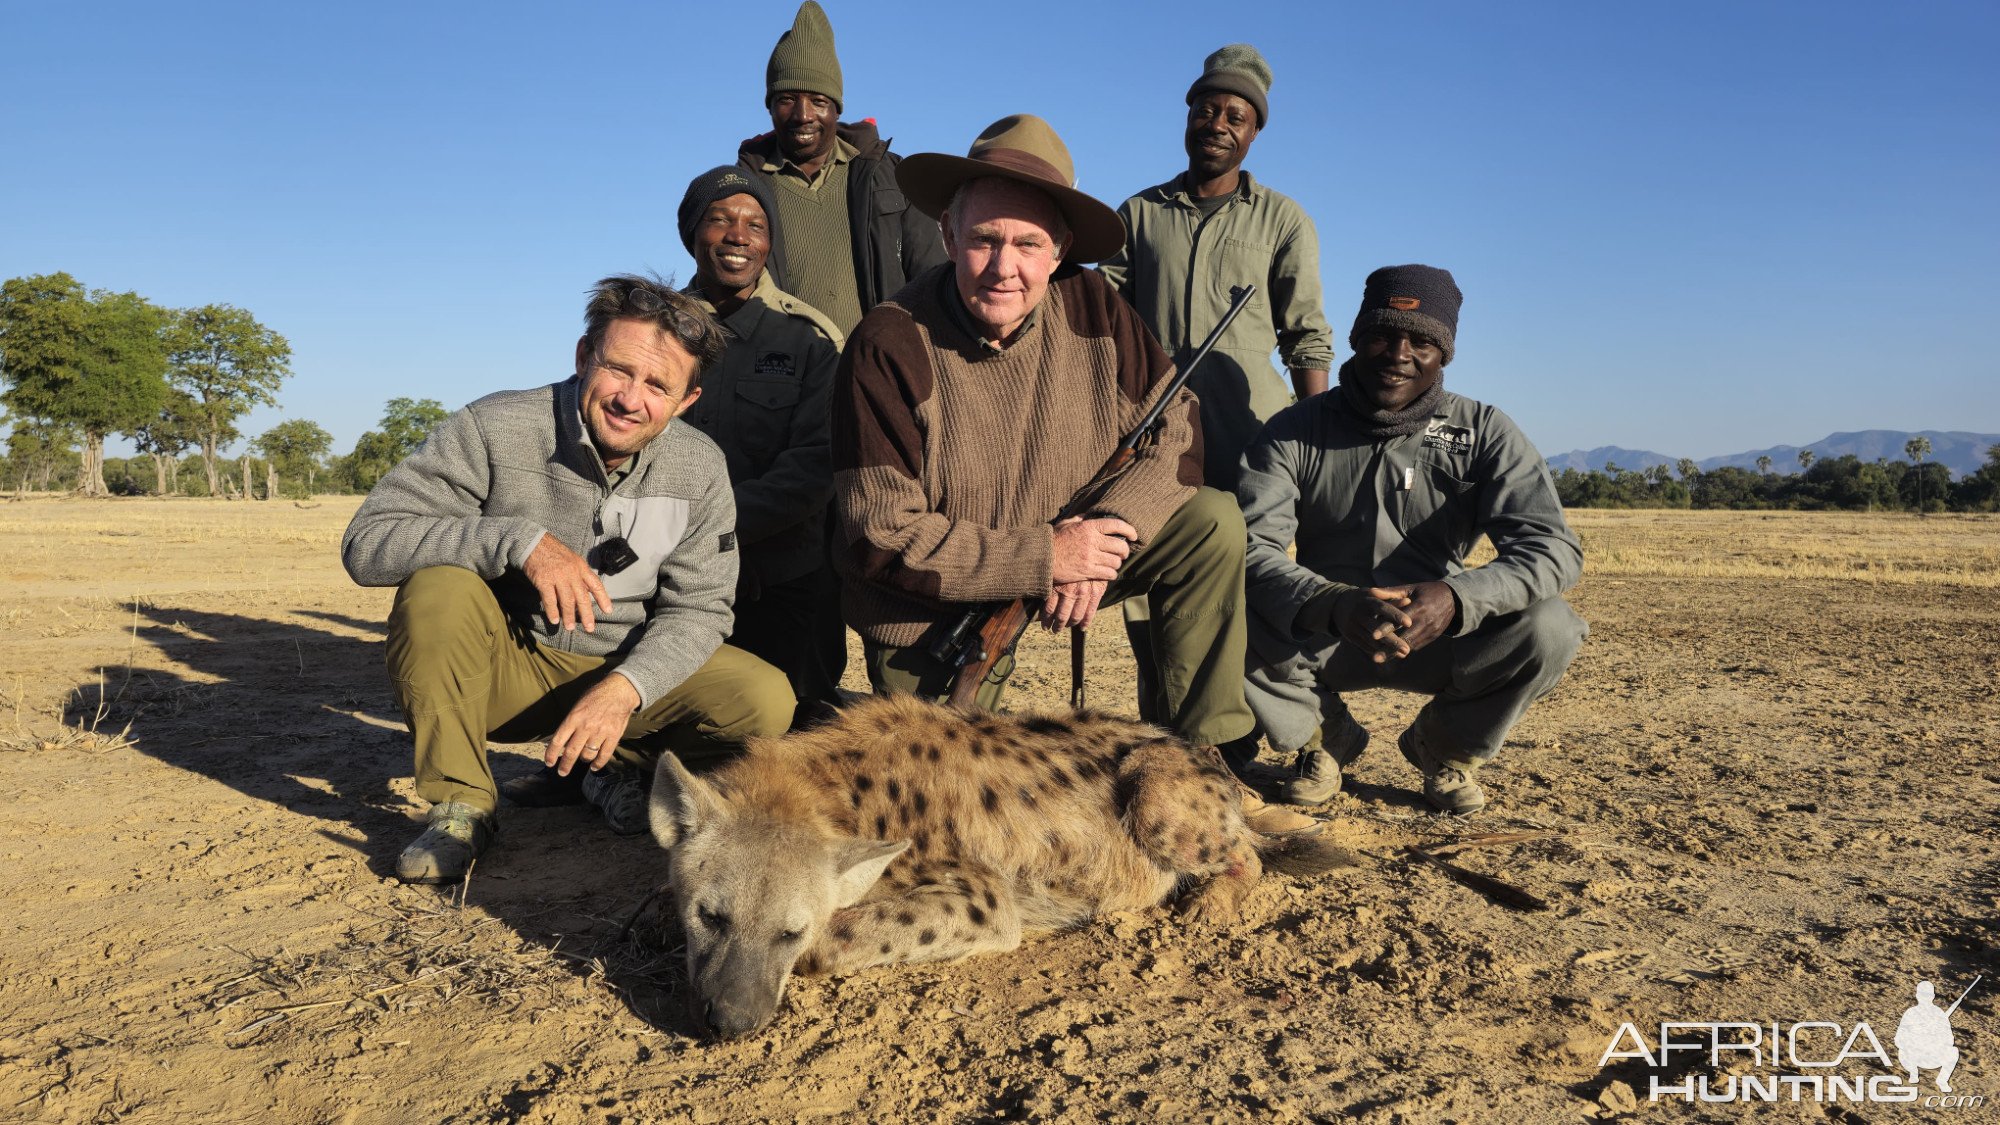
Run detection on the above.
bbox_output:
[863,486,1254,746]
[385,566,794,814]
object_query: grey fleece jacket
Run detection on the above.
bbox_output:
[341,377,739,708]
[1236,387,1580,664]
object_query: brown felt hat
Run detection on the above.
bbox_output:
[895,114,1126,264]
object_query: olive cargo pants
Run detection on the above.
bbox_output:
[385,566,794,814]
[863,487,1255,747]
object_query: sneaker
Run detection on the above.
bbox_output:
[581,762,649,836]
[396,801,496,884]
[1399,725,1487,815]
[499,764,586,808]
[1279,711,1371,806]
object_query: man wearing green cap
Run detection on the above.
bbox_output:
[1098,43,1337,730]
[1237,265,1585,815]
[737,1,946,336]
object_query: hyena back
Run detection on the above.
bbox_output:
[647,694,1353,1038]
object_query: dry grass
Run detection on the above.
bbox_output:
[1567,509,2000,587]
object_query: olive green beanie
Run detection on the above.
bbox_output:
[766,1,843,111]
[1186,43,1272,127]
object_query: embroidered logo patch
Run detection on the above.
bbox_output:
[1388,296,1421,310]
[754,351,797,378]
[1422,419,1473,455]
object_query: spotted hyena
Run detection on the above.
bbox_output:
[646,694,1355,1038]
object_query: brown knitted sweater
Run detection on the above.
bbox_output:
[832,263,1203,645]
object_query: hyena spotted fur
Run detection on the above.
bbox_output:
[647,694,1356,1037]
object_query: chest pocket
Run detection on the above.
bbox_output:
[733,376,801,461]
[1405,458,1479,551]
[875,188,911,216]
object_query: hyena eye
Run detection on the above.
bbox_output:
[777,928,804,944]
[696,906,731,933]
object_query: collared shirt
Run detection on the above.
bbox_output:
[936,268,1042,353]
[1099,170,1336,488]
[755,135,859,193]
[1236,388,1581,659]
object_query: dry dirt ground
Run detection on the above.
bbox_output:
[0,499,1994,1124]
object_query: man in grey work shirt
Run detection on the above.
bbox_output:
[1097,44,1336,729]
[1237,265,1585,815]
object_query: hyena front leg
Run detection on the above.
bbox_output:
[1118,741,1264,923]
[795,865,1023,975]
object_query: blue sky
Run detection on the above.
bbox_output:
[6,1,1996,462]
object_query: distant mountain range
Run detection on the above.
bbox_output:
[1542,430,1999,479]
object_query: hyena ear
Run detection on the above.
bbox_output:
[650,753,729,848]
[830,838,909,908]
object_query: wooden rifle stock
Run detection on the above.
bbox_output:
[930,284,1259,708]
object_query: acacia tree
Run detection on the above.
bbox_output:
[341,397,447,492]
[254,419,334,498]
[4,417,79,493]
[0,274,169,497]
[128,389,204,495]
[165,304,292,497]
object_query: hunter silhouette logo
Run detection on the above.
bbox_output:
[1897,977,1974,1092]
[1595,974,1983,1109]
[1387,296,1421,310]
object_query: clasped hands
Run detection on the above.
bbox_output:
[1041,515,1137,631]
[1330,580,1459,663]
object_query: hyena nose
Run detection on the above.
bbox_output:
[702,999,763,1040]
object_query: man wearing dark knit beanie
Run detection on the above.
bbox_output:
[1099,42,1336,734]
[734,1,945,336]
[1234,265,1587,815]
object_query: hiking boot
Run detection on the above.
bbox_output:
[1423,764,1487,816]
[1279,711,1371,806]
[499,764,586,808]
[1399,725,1487,815]
[396,801,496,884]
[582,761,650,836]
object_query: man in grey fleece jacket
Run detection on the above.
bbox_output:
[343,275,794,883]
[1238,266,1585,815]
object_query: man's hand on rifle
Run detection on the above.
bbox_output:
[1051,515,1136,583]
[1041,579,1108,631]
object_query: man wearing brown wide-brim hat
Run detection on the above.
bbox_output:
[830,114,1317,835]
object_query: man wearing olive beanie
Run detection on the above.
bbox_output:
[735,1,945,336]
[1235,265,1587,815]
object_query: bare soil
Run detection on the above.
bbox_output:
[0,499,1994,1124]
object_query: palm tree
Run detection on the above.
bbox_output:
[1756,455,1773,475]
[1905,435,1933,515]
[1797,449,1815,473]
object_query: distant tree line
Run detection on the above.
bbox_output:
[1554,441,2000,512]
[0,272,447,498]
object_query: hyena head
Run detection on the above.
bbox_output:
[648,754,907,1039]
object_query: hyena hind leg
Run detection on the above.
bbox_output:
[797,867,1023,976]
[1118,740,1264,924]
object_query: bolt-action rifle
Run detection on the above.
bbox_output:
[928,284,1258,708]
